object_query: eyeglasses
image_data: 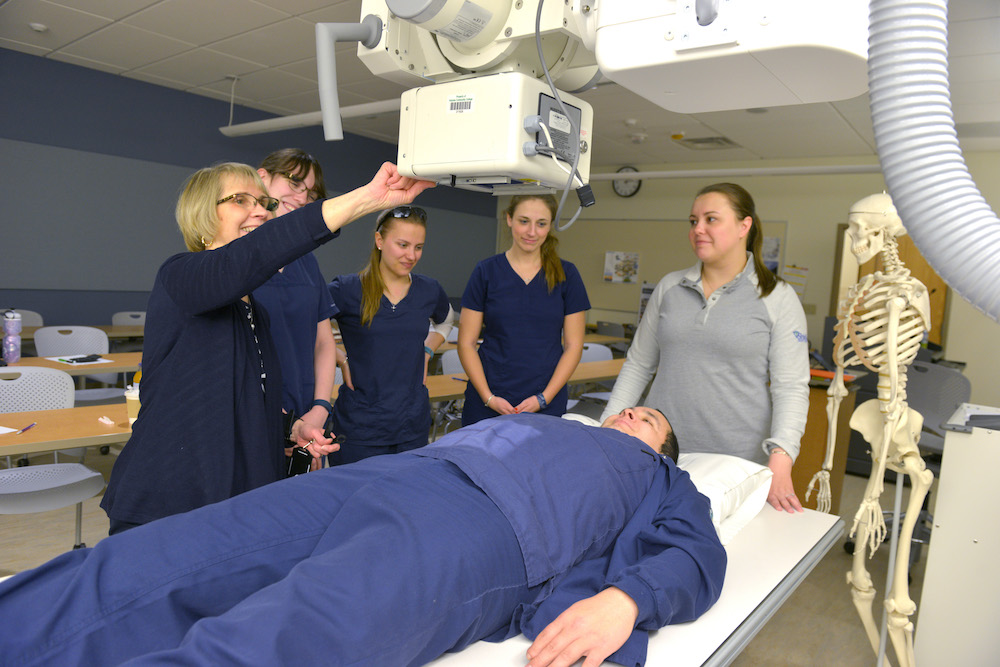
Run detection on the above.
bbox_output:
[217,193,279,212]
[376,206,427,228]
[275,171,309,194]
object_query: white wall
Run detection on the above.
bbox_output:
[500,153,1000,406]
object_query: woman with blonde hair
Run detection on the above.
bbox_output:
[101,162,433,533]
[326,205,453,463]
[458,194,590,425]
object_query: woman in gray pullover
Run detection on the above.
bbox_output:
[600,183,810,513]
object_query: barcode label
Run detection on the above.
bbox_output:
[447,95,474,113]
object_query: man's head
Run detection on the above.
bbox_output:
[601,407,679,462]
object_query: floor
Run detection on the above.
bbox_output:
[1,449,932,666]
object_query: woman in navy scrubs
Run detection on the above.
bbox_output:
[458,194,590,425]
[251,149,338,462]
[327,206,453,463]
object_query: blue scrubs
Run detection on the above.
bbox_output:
[0,415,725,667]
[252,252,336,417]
[328,273,450,455]
[461,254,590,425]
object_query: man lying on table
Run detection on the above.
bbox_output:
[0,407,725,667]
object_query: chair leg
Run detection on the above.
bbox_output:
[73,502,87,550]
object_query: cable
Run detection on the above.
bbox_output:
[537,122,583,186]
[534,0,584,231]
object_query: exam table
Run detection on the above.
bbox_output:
[430,507,844,666]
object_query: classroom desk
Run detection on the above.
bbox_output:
[437,333,630,354]
[4,352,142,377]
[1,359,623,459]
[0,404,131,458]
[333,358,627,402]
[20,325,145,342]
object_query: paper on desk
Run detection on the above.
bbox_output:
[46,356,114,366]
[0,426,16,435]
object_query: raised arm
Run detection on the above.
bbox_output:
[319,162,435,234]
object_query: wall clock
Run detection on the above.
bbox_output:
[612,166,642,198]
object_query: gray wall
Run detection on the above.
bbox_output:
[0,48,497,325]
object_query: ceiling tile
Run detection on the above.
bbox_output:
[278,57,319,82]
[202,67,317,100]
[48,51,126,74]
[44,0,162,21]
[59,23,194,70]
[0,37,51,56]
[301,1,366,23]
[263,89,323,114]
[134,48,264,87]
[0,0,111,52]
[210,17,317,66]
[123,0,287,46]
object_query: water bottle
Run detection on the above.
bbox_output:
[3,310,22,364]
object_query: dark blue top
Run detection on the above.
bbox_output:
[460,254,590,424]
[329,272,450,447]
[252,252,336,417]
[414,414,726,665]
[101,202,338,525]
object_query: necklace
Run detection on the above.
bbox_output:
[384,274,412,312]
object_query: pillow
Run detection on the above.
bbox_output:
[561,414,772,544]
[676,452,772,545]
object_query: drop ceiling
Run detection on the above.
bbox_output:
[2,0,999,169]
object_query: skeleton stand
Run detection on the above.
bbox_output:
[806,194,932,667]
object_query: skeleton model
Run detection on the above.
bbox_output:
[806,193,933,667]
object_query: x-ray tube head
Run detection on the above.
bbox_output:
[396,72,592,192]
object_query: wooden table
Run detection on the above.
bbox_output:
[335,358,626,402]
[0,404,131,458]
[0,359,625,459]
[437,333,629,354]
[4,352,142,377]
[20,325,145,342]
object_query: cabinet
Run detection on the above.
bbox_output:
[913,417,1000,663]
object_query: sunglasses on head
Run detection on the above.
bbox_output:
[376,206,427,229]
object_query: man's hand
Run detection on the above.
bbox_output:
[526,587,638,667]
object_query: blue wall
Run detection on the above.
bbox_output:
[0,48,497,325]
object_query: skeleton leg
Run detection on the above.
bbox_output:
[884,449,933,667]
[844,398,903,657]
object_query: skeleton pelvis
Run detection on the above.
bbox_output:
[849,399,924,458]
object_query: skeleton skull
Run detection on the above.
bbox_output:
[847,192,905,263]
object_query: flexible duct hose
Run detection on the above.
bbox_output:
[870,0,1000,322]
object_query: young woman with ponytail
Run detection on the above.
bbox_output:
[458,194,590,425]
[599,183,810,514]
[326,206,453,463]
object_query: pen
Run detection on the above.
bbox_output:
[450,377,469,382]
[15,422,37,435]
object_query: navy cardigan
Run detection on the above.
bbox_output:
[101,203,338,525]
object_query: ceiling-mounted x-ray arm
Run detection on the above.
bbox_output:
[316,15,384,141]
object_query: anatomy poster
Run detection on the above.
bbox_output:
[604,251,639,283]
